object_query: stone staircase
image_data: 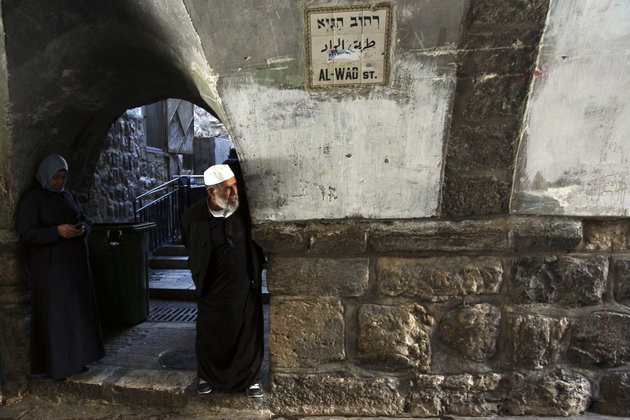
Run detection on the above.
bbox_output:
[148,243,196,301]
[148,243,269,302]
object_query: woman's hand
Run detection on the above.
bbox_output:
[57,223,85,239]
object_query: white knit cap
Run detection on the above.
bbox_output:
[203,164,235,186]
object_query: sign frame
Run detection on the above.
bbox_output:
[305,4,392,89]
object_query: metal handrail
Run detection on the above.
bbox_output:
[133,175,206,252]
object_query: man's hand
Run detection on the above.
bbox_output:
[58,223,85,239]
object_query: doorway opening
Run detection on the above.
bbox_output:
[81,99,269,394]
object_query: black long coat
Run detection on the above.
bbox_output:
[18,187,104,379]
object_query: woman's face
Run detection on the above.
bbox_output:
[48,170,68,191]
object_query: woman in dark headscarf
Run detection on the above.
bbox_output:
[18,154,104,379]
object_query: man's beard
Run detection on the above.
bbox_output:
[215,194,239,214]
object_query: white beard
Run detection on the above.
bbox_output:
[215,194,239,214]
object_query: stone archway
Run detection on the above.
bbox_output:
[0,0,222,397]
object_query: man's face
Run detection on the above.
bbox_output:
[208,176,238,211]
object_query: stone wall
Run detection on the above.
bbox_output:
[78,109,169,223]
[255,217,630,417]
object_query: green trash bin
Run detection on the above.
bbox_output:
[88,222,156,325]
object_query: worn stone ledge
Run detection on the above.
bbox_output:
[510,255,608,307]
[252,223,308,254]
[376,256,503,299]
[512,218,583,252]
[357,303,433,371]
[268,297,345,368]
[369,219,510,253]
[270,373,405,417]
[304,221,368,254]
[267,257,368,297]
[251,217,615,256]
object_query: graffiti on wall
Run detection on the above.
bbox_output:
[306,5,391,88]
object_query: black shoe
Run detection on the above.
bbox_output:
[197,378,213,395]
[246,382,263,398]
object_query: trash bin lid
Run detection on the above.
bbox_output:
[92,222,157,231]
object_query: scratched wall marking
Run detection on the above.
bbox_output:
[306,5,391,88]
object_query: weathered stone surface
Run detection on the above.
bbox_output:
[0,253,21,287]
[592,372,630,416]
[464,76,530,120]
[251,223,308,254]
[377,256,502,300]
[357,303,433,371]
[305,222,368,254]
[437,303,501,362]
[446,122,519,172]
[501,313,568,369]
[442,175,511,217]
[267,257,368,297]
[613,258,630,305]
[512,218,583,252]
[468,0,550,25]
[568,311,630,368]
[459,47,538,76]
[583,219,630,250]
[499,369,591,416]
[268,298,345,368]
[510,256,608,307]
[368,219,510,253]
[271,373,404,417]
[410,373,502,417]
[0,305,30,397]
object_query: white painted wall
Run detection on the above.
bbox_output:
[221,55,454,222]
[512,1,630,216]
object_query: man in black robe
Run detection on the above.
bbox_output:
[182,162,264,397]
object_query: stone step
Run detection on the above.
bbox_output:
[29,371,272,417]
[149,255,188,269]
[152,244,188,257]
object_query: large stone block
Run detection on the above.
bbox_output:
[368,219,510,253]
[377,256,502,300]
[510,256,608,307]
[499,369,591,416]
[568,311,630,368]
[437,303,500,362]
[267,257,368,297]
[305,222,368,254]
[583,219,630,251]
[592,372,630,416]
[501,313,568,370]
[613,258,630,306]
[271,373,405,417]
[512,218,582,251]
[251,223,308,254]
[410,373,502,417]
[268,298,345,368]
[357,303,433,371]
